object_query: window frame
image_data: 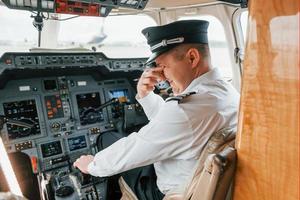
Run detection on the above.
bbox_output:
[232,8,249,74]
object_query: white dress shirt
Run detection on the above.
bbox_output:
[88,67,240,194]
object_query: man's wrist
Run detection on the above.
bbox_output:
[136,92,149,99]
[136,91,154,100]
[87,161,94,175]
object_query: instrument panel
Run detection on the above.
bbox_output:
[0,52,145,72]
[0,52,149,200]
[0,74,144,165]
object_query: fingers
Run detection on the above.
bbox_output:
[141,77,159,85]
[137,66,166,98]
[72,155,89,168]
[73,157,80,168]
[143,68,166,81]
[148,66,164,72]
[72,155,94,174]
[140,84,155,92]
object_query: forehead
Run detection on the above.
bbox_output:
[155,52,171,66]
[155,47,180,64]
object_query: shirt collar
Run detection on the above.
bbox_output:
[180,67,222,94]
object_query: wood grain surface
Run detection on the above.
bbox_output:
[233,0,299,199]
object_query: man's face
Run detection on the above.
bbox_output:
[155,48,193,94]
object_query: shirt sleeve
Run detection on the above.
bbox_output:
[87,102,194,177]
[136,92,165,120]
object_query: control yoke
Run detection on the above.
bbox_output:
[96,98,119,111]
[0,115,34,131]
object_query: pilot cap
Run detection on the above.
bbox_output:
[142,20,209,65]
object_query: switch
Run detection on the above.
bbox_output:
[31,156,38,173]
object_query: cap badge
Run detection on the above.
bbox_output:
[151,37,185,51]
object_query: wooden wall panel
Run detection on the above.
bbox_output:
[233,0,299,200]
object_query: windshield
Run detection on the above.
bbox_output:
[0,5,157,58]
[0,6,38,55]
[58,14,156,58]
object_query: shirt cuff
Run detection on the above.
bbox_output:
[136,92,157,107]
[87,161,98,176]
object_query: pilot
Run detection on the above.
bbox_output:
[74,20,240,198]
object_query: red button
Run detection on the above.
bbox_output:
[5,59,12,65]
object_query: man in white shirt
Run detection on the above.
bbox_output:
[74,20,240,198]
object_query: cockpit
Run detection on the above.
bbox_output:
[0,50,151,199]
[0,0,250,200]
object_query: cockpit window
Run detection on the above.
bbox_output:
[0,6,38,56]
[58,14,157,58]
[0,5,156,58]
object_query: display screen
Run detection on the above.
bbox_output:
[3,99,41,140]
[108,89,129,118]
[44,79,57,91]
[68,135,87,151]
[109,89,129,101]
[41,141,63,158]
[76,92,103,125]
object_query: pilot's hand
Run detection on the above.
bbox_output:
[137,66,166,99]
[73,155,94,174]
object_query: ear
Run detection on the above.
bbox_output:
[186,48,201,68]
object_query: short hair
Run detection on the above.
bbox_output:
[172,43,210,61]
[193,43,210,59]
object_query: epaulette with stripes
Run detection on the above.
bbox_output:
[165,91,196,103]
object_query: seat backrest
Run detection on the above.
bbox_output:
[0,192,28,200]
[119,127,237,200]
[7,152,40,200]
[190,147,237,200]
[184,126,236,200]
[163,127,237,200]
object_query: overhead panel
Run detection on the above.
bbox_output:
[2,0,149,17]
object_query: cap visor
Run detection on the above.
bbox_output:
[144,48,172,66]
[145,52,159,66]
